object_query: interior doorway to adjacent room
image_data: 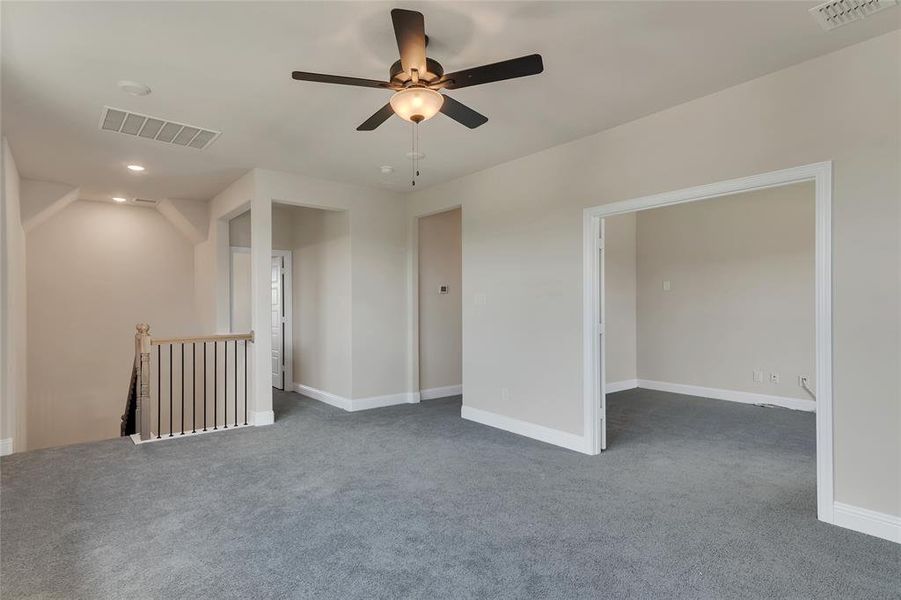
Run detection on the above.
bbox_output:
[417,207,463,401]
[583,162,834,524]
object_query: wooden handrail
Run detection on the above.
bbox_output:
[150,332,254,345]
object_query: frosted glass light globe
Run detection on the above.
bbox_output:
[389,88,444,123]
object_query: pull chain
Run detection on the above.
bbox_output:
[410,120,423,187]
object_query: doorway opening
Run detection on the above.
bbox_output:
[416,207,462,401]
[583,162,834,524]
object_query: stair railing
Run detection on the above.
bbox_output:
[125,323,254,442]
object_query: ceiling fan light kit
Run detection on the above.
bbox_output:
[389,87,444,123]
[290,8,543,185]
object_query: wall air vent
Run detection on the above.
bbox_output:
[99,107,221,150]
[133,198,159,206]
[809,0,898,31]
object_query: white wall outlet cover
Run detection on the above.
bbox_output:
[662,280,672,291]
[770,373,780,384]
[753,370,764,383]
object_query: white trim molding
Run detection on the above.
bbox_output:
[251,410,275,426]
[583,161,834,525]
[833,502,901,544]
[294,383,351,411]
[350,392,419,411]
[130,424,253,445]
[0,438,13,456]
[605,380,638,394]
[420,384,463,400]
[637,380,815,412]
[461,405,591,454]
[293,383,419,412]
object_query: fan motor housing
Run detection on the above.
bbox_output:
[390,58,444,87]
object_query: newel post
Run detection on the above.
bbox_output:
[135,323,152,441]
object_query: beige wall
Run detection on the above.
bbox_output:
[229,203,353,399]
[603,213,637,385]
[410,31,900,516]
[26,200,198,449]
[636,183,815,399]
[1,137,27,451]
[230,250,252,333]
[256,169,409,401]
[290,206,351,398]
[418,208,462,392]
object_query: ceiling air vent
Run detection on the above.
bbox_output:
[809,0,898,31]
[133,198,159,206]
[99,107,221,150]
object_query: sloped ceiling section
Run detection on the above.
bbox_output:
[20,180,80,233]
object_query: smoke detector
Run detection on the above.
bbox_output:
[99,106,221,150]
[118,80,151,96]
[809,0,898,31]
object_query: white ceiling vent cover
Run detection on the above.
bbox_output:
[809,0,898,31]
[99,107,221,150]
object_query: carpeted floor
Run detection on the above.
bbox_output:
[1,389,898,599]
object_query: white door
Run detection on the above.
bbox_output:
[271,256,284,389]
[598,219,607,450]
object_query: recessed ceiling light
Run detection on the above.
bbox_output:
[112,196,128,203]
[380,165,394,174]
[126,164,145,172]
[405,151,425,160]
[118,80,151,96]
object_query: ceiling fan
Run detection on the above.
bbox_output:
[291,8,544,131]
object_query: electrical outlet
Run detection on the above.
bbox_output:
[662,280,672,291]
[799,375,809,388]
[769,373,780,384]
[753,370,764,383]
[501,387,510,402]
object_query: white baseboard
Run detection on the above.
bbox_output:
[294,383,351,411]
[251,410,275,426]
[606,379,638,394]
[833,502,901,544]
[0,438,13,456]
[637,379,815,412]
[293,383,419,412]
[350,392,419,411]
[420,384,463,400]
[461,405,591,454]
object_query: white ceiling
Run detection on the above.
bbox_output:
[2,1,898,201]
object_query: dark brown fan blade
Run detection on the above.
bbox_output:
[441,54,543,90]
[391,9,427,76]
[356,103,395,131]
[439,95,488,129]
[292,71,391,89]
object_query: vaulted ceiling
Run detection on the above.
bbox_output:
[2,1,898,201]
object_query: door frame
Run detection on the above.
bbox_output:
[407,205,463,401]
[582,161,834,524]
[271,250,293,391]
[232,246,293,390]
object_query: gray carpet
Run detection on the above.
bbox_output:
[1,388,898,599]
